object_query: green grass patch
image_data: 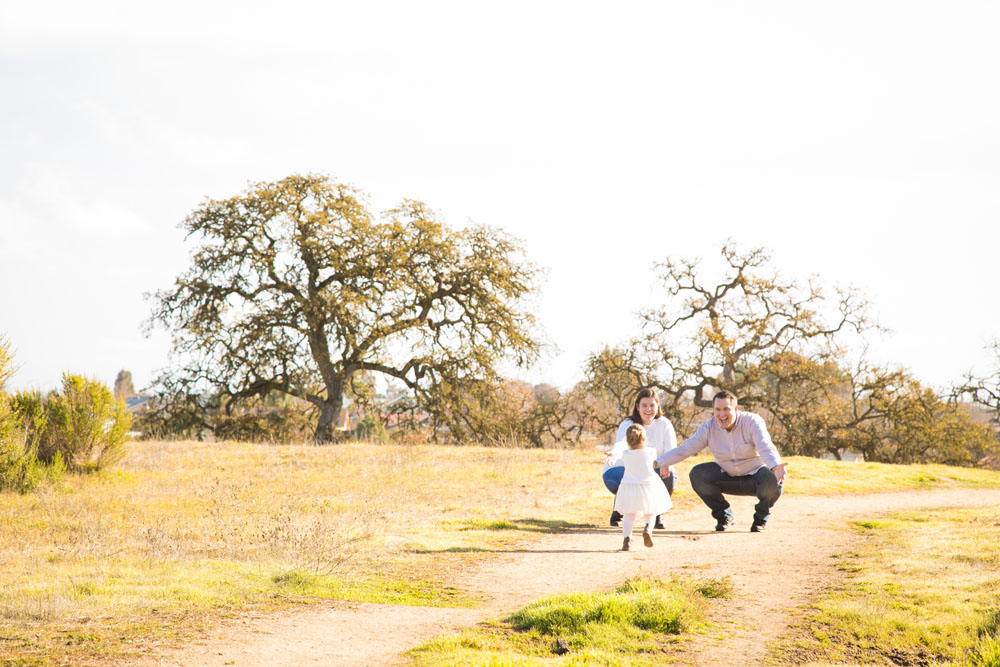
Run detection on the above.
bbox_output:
[455,519,522,531]
[410,576,727,666]
[773,506,1000,666]
[969,635,1000,667]
[851,519,898,531]
[270,568,476,607]
[692,577,733,599]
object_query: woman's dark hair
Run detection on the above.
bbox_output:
[629,387,663,424]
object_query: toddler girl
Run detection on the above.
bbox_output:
[612,423,672,550]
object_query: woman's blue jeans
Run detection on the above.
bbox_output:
[603,466,676,496]
[688,462,782,525]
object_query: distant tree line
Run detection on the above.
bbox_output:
[130,174,995,467]
[580,244,999,467]
[3,172,996,495]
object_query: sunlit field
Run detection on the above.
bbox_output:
[0,439,618,664]
[2,440,1000,665]
[773,507,1000,667]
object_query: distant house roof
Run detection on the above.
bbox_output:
[125,396,151,412]
[384,412,430,429]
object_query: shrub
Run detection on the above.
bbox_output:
[1,401,36,492]
[0,340,61,492]
[214,407,314,443]
[134,388,319,443]
[0,431,42,493]
[132,389,214,440]
[9,389,47,446]
[38,374,131,472]
[0,399,64,493]
[0,436,64,493]
[354,413,388,443]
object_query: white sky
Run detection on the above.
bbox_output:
[1,1,997,395]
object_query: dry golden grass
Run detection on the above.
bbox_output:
[0,439,618,664]
[782,456,1000,494]
[2,441,999,665]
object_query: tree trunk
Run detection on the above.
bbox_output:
[314,394,345,444]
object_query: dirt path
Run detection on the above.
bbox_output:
[136,487,1000,666]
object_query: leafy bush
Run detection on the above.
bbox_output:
[354,413,387,443]
[214,407,315,443]
[37,374,131,472]
[0,436,64,493]
[132,388,214,440]
[1,405,38,492]
[0,398,64,493]
[0,436,41,494]
[0,341,64,492]
[134,387,319,443]
[9,390,47,446]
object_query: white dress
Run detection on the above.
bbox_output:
[613,448,673,516]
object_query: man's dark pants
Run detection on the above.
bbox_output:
[688,462,782,526]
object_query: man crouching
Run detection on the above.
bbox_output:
[655,390,789,533]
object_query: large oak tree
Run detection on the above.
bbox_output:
[147,174,541,442]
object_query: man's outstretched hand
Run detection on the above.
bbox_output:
[772,462,789,484]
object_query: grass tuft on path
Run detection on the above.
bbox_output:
[410,576,731,666]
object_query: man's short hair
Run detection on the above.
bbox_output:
[713,390,738,404]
